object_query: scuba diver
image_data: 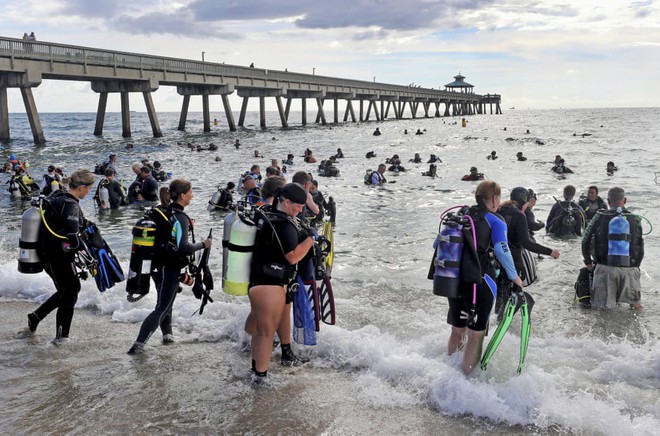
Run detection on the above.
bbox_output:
[208,181,235,211]
[551,159,573,174]
[578,185,607,222]
[366,164,387,185]
[248,183,316,384]
[94,168,126,209]
[373,128,382,136]
[40,165,61,196]
[386,154,406,172]
[25,170,97,343]
[335,148,344,159]
[427,154,441,163]
[546,185,586,236]
[410,153,422,163]
[365,151,377,159]
[9,166,40,199]
[152,161,169,182]
[437,181,524,375]
[318,159,340,177]
[128,179,212,354]
[496,187,560,316]
[283,153,295,165]
[524,189,545,234]
[516,152,527,161]
[581,186,644,309]
[461,166,485,181]
[241,173,261,204]
[487,151,498,160]
[606,161,618,176]
[421,164,437,177]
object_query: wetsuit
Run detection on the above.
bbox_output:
[578,196,607,222]
[546,200,585,236]
[134,203,204,345]
[250,208,300,287]
[499,204,553,278]
[139,174,159,202]
[32,191,87,338]
[447,205,517,331]
[525,208,545,234]
[106,179,125,208]
[581,208,644,308]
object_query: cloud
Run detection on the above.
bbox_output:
[188,0,497,31]
[111,12,242,39]
[57,0,128,18]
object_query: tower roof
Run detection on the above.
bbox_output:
[445,72,473,88]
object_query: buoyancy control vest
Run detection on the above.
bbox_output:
[41,174,59,196]
[594,208,643,267]
[428,206,483,298]
[126,213,158,300]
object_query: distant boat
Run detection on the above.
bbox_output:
[509,107,515,110]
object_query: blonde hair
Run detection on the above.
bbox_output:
[475,180,501,205]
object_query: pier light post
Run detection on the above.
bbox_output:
[313,67,315,75]
[202,51,205,62]
[373,76,376,83]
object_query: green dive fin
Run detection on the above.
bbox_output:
[480,293,518,370]
[517,300,531,374]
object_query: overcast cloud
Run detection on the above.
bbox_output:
[0,0,658,112]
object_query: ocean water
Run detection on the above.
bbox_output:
[0,108,659,434]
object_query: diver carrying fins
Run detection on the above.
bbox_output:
[80,223,125,292]
[480,285,534,374]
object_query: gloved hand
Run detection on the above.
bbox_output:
[301,225,317,239]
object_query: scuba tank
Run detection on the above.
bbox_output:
[208,190,222,211]
[607,208,631,267]
[224,213,257,296]
[8,177,21,198]
[432,213,465,298]
[126,216,157,301]
[99,186,110,209]
[18,199,44,273]
[222,209,238,288]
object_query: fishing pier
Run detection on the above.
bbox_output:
[0,36,502,143]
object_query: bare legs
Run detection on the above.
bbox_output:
[448,326,486,375]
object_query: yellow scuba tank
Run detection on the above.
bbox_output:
[126,216,157,301]
[224,214,256,296]
[18,201,44,273]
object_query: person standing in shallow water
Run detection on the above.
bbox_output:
[127,179,212,355]
[445,180,523,375]
[26,169,96,343]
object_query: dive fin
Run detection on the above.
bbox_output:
[480,293,518,370]
[517,300,532,374]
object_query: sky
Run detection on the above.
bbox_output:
[1,0,659,113]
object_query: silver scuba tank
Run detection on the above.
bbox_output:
[18,203,44,273]
[9,177,21,198]
[208,190,222,211]
[99,186,110,209]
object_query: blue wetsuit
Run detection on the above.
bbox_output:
[447,206,517,331]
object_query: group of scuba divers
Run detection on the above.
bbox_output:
[10,143,649,382]
[430,179,648,375]
[14,150,337,386]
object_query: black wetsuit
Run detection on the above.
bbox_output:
[134,203,204,345]
[139,175,159,202]
[32,191,87,338]
[578,196,607,222]
[499,205,552,277]
[525,208,545,234]
[106,179,125,208]
[250,208,301,287]
[546,200,585,236]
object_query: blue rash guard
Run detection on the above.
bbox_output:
[485,211,518,281]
